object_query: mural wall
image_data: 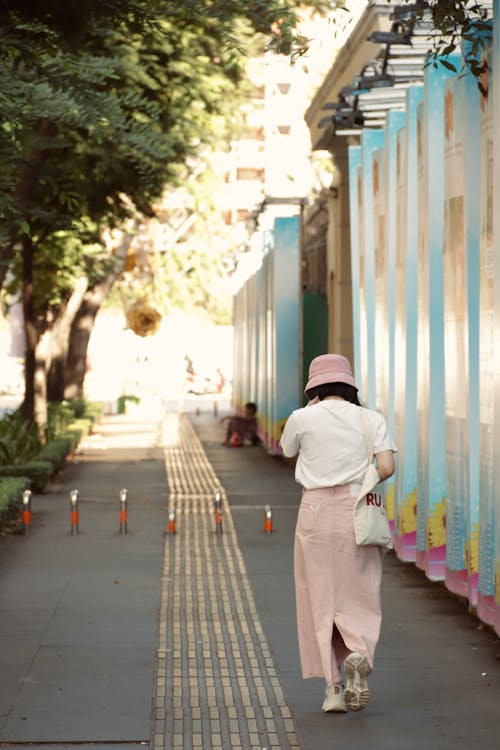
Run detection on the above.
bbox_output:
[232,216,301,454]
[232,13,500,635]
[350,37,500,633]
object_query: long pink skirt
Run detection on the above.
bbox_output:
[294,485,382,685]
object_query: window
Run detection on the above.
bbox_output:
[277,83,291,95]
[242,126,265,140]
[236,168,265,182]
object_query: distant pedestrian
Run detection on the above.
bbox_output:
[280,354,396,713]
[221,402,260,446]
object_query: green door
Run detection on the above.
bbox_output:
[302,292,328,402]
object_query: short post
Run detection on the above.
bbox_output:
[213,489,223,533]
[213,400,218,417]
[119,489,128,534]
[70,489,79,535]
[167,507,177,534]
[264,505,273,534]
[22,490,32,534]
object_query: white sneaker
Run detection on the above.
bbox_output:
[322,683,347,713]
[343,652,370,711]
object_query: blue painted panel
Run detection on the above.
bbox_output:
[443,74,471,600]
[478,41,495,623]
[348,146,362,392]
[393,85,423,562]
[361,129,385,408]
[384,110,406,439]
[464,68,481,607]
[493,0,500,633]
[416,56,461,580]
[372,146,387,416]
[383,110,406,528]
[272,217,301,451]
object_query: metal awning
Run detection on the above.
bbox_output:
[318,2,493,137]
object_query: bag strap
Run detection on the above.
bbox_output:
[359,407,374,463]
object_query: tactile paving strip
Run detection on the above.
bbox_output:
[152,414,300,750]
[162,413,220,496]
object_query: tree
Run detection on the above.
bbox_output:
[0,0,492,429]
[0,0,346,428]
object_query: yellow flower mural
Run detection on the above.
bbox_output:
[465,523,479,575]
[398,489,416,535]
[427,498,446,549]
[385,482,395,523]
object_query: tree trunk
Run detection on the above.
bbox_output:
[47,354,66,402]
[21,234,38,424]
[21,236,48,436]
[22,231,89,429]
[64,287,107,400]
[39,276,89,403]
[64,233,133,399]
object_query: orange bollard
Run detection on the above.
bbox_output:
[70,489,79,534]
[213,489,223,533]
[167,507,177,534]
[22,490,32,534]
[119,489,128,534]
[264,505,273,534]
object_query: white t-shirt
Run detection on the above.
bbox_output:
[280,399,397,490]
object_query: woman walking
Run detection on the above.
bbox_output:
[280,354,396,713]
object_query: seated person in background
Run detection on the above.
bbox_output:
[221,402,260,446]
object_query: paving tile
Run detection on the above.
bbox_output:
[151,415,300,749]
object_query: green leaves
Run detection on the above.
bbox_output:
[410,1,492,87]
[0,0,342,263]
[0,411,42,466]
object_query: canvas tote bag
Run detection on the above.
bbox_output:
[352,408,393,551]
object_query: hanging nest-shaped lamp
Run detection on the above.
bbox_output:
[125,298,162,337]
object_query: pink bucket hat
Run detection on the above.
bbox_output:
[304,353,357,393]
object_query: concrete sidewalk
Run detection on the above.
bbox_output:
[0,414,167,748]
[0,405,499,750]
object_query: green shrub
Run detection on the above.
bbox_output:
[0,399,103,496]
[67,398,86,418]
[0,461,53,492]
[63,418,92,450]
[84,401,104,423]
[0,477,31,527]
[46,401,74,441]
[36,437,74,471]
[63,429,83,451]
[117,394,140,414]
[0,411,41,465]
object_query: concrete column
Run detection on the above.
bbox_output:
[326,139,353,363]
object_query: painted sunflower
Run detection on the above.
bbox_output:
[427,498,446,549]
[398,489,417,535]
[464,523,479,575]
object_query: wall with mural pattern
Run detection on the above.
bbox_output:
[349,27,500,635]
